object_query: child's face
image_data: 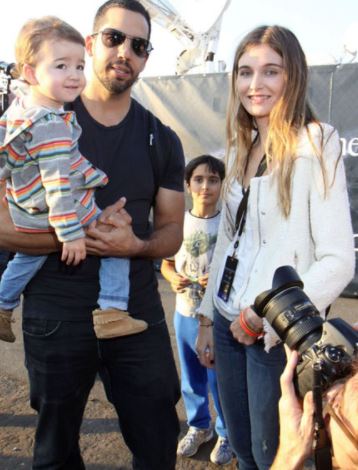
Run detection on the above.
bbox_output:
[28,39,86,108]
[187,164,222,208]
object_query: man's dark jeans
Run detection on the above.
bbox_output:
[23,317,180,470]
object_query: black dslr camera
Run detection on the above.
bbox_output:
[253,266,358,398]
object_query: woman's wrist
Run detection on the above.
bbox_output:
[239,308,263,337]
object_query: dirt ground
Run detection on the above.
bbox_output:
[0,275,356,469]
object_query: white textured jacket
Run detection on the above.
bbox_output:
[199,123,355,350]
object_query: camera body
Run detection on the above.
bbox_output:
[253,266,358,397]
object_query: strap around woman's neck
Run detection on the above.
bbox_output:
[235,153,267,235]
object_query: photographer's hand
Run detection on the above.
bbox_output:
[270,347,314,470]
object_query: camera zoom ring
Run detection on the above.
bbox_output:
[284,317,322,349]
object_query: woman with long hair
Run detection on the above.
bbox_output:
[196,25,355,470]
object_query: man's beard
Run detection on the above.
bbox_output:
[94,60,139,95]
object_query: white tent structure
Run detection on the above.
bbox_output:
[141,0,231,74]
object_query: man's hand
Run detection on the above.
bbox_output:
[97,197,127,224]
[62,238,86,265]
[85,198,138,257]
[86,208,144,257]
[86,188,184,259]
[270,347,314,470]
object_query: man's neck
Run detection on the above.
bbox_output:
[81,82,132,127]
[190,203,218,219]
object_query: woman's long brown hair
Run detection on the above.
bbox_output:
[225,25,332,216]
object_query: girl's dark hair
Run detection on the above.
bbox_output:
[185,155,225,184]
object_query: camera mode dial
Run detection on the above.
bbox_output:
[323,345,344,364]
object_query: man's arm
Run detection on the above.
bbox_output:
[142,187,185,258]
[86,187,184,259]
[0,186,59,254]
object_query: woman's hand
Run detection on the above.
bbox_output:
[230,307,263,345]
[196,321,215,368]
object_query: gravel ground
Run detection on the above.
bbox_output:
[0,275,356,469]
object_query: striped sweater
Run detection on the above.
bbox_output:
[0,99,108,242]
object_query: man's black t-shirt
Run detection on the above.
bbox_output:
[23,98,185,323]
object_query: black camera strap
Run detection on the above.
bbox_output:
[234,154,267,247]
[313,363,332,470]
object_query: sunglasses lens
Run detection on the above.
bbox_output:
[101,31,126,48]
[132,38,149,57]
[98,29,152,57]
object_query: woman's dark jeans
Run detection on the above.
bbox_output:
[213,311,286,470]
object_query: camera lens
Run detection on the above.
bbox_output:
[254,266,358,397]
[262,286,323,353]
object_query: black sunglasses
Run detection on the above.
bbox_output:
[92,28,153,58]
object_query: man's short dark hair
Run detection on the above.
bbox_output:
[93,0,151,39]
[184,155,226,185]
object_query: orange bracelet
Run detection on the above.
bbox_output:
[239,310,263,338]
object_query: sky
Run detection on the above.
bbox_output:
[1,0,358,77]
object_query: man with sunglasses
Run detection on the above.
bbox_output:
[271,347,358,470]
[0,1,185,469]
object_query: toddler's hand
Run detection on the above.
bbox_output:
[62,238,86,265]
